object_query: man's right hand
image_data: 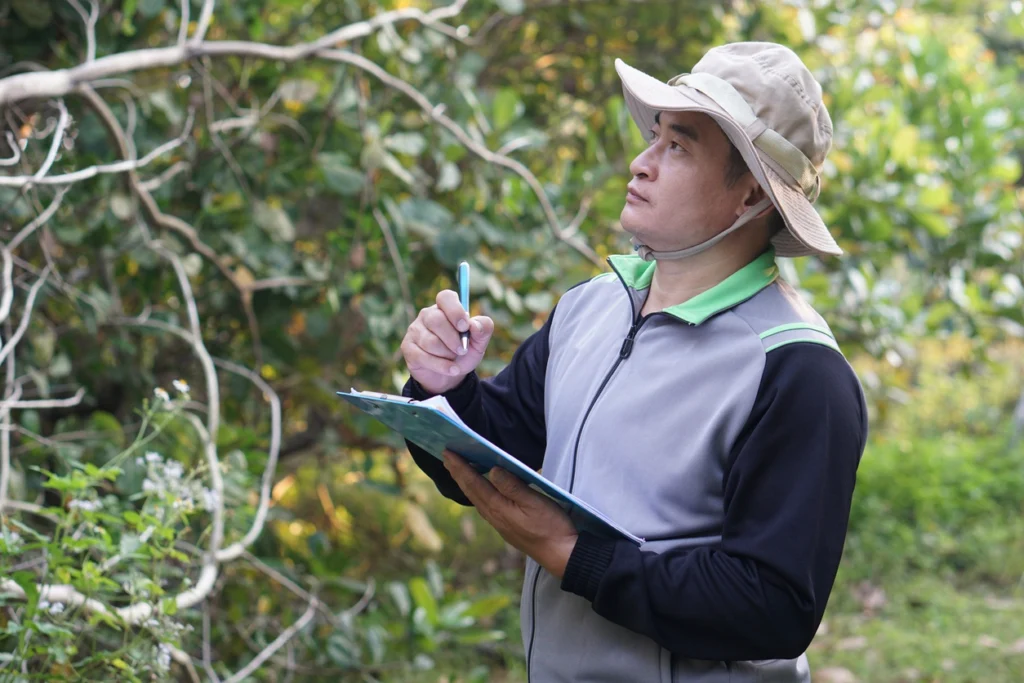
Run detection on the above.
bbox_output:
[401,290,495,395]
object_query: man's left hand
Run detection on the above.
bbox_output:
[443,450,578,579]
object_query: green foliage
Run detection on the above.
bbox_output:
[1,0,1022,680]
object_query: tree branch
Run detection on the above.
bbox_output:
[0,111,194,187]
[221,596,318,683]
[0,131,22,167]
[0,266,51,370]
[319,48,602,266]
[8,187,69,252]
[0,0,470,106]
[66,0,100,63]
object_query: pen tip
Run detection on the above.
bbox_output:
[462,338,468,352]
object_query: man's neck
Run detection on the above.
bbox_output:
[640,238,769,316]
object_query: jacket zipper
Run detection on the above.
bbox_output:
[526,262,682,681]
[527,270,649,681]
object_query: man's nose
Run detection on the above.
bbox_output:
[629,145,656,180]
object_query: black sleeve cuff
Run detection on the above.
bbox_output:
[560,531,617,601]
[403,372,480,413]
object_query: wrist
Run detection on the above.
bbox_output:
[538,534,579,580]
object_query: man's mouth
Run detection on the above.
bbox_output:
[626,187,648,203]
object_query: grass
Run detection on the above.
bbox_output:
[386,571,1024,683]
[809,572,1024,682]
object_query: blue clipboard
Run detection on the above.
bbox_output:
[337,389,644,546]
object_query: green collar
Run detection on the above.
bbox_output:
[607,248,779,324]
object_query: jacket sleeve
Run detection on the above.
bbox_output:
[402,305,556,505]
[560,342,868,661]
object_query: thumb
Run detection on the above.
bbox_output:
[488,467,527,498]
[466,315,494,356]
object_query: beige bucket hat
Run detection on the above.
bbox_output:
[615,42,842,257]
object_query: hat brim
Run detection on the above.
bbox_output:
[614,58,842,258]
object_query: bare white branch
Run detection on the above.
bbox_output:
[244,276,322,292]
[152,243,225,558]
[0,580,113,618]
[66,0,100,62]
[0,0,470,106]
[138,160,191,192]
[1,388,85,410]
[0,249,13,325]
[31,101,70,183]
[203,356,281,562]
[221,597,318,683]
[0,377,21,511]
[178,0,192,47]
[0,266,51,368]
[320,49,603,266]
[0,132,22,167]
[192,0,216,44]
[203,601,222,682]
[0,110,194,188]
[8,187,69,252]
[373,207,415,325]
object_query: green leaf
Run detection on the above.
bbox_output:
[493,89,522,130]
[463,594,511,619]
[408,577,438,626]
[365,624,387,664]
[11,0,52,28]
[326,632,362,667]
[387,581,411,617]
[435,162,462,192]
[433,226,480,268]
[254,201,296,242]
[11,572,39,613]
[495,0,525,14]
[138,0,164,19]
[384,132,426,156]
[318,154,365,196]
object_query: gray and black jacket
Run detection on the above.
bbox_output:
[405,248,868,682]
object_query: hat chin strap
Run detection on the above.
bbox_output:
[630,197,774,261]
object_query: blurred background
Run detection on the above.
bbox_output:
[0,0,1022,681]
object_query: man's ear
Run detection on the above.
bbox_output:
[736,182,772,218]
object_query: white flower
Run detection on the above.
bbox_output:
[145,618,160,628]
[68,499,100,512]
[201,488,219,510]
[157,644,172,670]
[172,379,190,394]
[38,600,51,611]
[1,530,22,551]
[135,456,144,466]
[48,602,65,615]
[163,461,183,480]
[142,479,158,494]
[153,387,170,402]
[145,451,162,464]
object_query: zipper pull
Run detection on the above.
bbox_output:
[619,324,638,358]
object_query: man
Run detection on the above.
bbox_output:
[400,42,867,682]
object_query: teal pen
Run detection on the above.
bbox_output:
[458,261,470,352]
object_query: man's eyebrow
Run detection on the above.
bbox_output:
[653,112,700,142]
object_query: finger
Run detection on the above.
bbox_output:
[422,305,464,356]
[414,328,458,360]
[402,341,461,377]
[487,467,529,499]
[444,451,502,503]
[466,316,494,356]
[436,290,470,333]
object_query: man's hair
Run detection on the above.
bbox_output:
[724,141,786,236]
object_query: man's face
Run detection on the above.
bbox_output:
[620,110,754,252]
